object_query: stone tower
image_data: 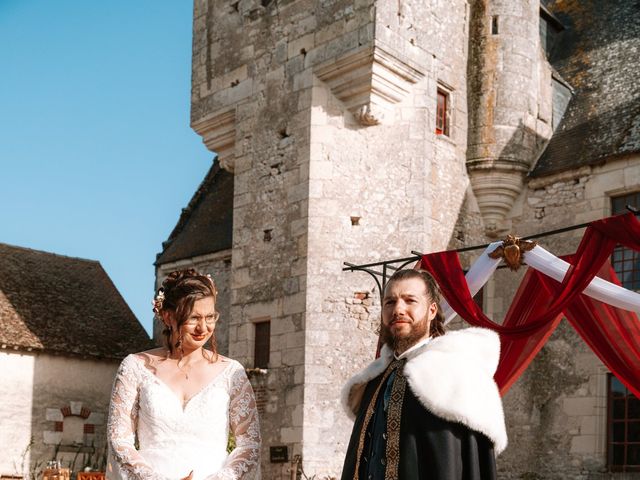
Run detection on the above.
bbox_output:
[190,0,473,476]
[467,0,553,236]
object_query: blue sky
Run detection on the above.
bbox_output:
[0,1,213,335]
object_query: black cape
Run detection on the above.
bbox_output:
[341,366,498,480]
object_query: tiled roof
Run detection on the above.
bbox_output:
[156,160,233,265]
[532,0,640,177]
[0,243,152,359]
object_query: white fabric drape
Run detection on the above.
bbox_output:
[439,243,640,325]
[441,242,502,324]
[524,246,640,314]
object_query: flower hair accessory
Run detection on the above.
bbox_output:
[152,288,165,315]
[205,274,218,295]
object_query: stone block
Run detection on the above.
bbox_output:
[286,331,306,349]
[87,412,105,425]
[315,22,346,47]
[266,65,285,84]
[283,292,306,315]
[280,426,303,443]
[291,405,304,427]
[563,397,597,417]
[271,317,296,336]
[46,408,63,422]
[43,431,63,445]
[309,160,333,180]
[570,434,597,454]
[228,78,253,103]
[580,415,597,436]
[232,267,252,288]
[282,347,305,366]
[584,167,624,199]
[70,401,83,415]
[293,69,314,92]
[310,104,329,127]
[303,426,320,443]
[286,182,309,204]
[309,179,324,199]
[286,385,304,406]
[624,162,640,188]
[288,33,315,59]
[307,330,330,346]
[270,350,282,367]
[306,365,332,384]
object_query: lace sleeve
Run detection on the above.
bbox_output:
[107,356,165,480]
[207,363,261,480]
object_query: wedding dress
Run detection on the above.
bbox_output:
[106,355,261,480]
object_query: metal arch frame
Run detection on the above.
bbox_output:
[343,255,420,302]
[343,206,639,303]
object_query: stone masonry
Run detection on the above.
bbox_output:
[177,0,640,478]
[190,0,475,476]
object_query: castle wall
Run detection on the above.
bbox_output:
[191,0,472,476]
[482,155,640,479]
[0,351,118,477]
[302,0,472,472]
[189,0,640,477]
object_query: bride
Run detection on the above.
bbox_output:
[106,269,261,480]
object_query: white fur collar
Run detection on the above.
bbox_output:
[341,327,508,455]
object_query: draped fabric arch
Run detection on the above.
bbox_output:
[417,213,640,397]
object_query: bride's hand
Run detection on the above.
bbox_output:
[180,470,193,480]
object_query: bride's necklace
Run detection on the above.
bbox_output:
[166,351,198,380]
[177,362,191,380]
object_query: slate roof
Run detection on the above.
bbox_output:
[532,0,640,177]
[156,160,233,265]
[0,243,152,359]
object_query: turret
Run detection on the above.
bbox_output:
[467,0,552,236]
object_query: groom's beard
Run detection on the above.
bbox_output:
[380,314,430,354]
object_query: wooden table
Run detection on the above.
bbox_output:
[42,468,70,480]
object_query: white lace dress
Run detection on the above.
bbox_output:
[106,355,261,480]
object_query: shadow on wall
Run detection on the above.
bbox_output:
[27,355,115,477]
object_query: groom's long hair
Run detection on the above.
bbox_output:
[382,268,446,338]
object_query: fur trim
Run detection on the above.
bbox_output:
[341,328,508,455]
[340,347,393,421]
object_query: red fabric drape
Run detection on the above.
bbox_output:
[493,268,564,394]
[555,261,640,399]
[418,213,640,396]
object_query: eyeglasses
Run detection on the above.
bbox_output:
[184,312,220,327]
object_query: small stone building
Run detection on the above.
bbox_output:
[0,243,151,478]
[155,0,639,477]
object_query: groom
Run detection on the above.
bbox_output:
[340,269,507,479]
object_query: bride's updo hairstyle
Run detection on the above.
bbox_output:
[153,269,218,356]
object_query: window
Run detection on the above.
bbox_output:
[539,6,564,60]
[254,321,270,368]
[611,193,640,290]
[608,374,640,472]
[491,16,499,35]
[435,89,450,136]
